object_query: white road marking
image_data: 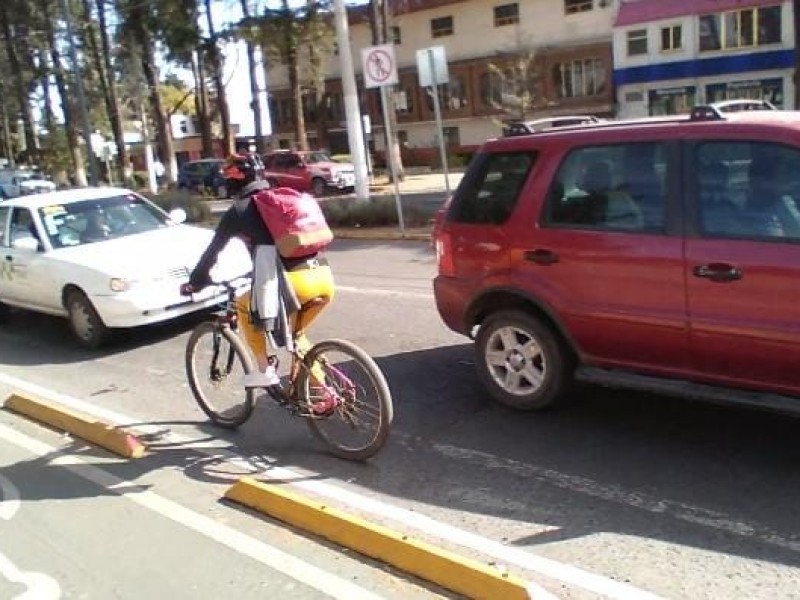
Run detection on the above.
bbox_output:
[0,372,662,599]
[0,474,20,521]
[336,285,433,300]
[0,422,385,600]
[0,552,60,600]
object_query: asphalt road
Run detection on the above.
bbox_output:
[1,239,799,599]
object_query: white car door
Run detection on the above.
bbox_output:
[2,207,50,308]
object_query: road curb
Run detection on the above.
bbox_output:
[2,393,146,458]
[225,477,533,600]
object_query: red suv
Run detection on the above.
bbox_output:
[262,150,356,197]
[433,106,800,414]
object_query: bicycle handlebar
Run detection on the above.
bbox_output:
[179,275,251,297]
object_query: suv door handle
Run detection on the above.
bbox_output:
[693,263,742,282]
[524,249,559,265]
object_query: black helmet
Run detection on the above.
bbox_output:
[223,153,264,197]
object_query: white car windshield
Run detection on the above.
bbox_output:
[38,194,172,248]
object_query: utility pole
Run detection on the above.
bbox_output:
[61,0,99,185]
[332,0,370,201]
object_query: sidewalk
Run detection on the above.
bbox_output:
[367,170,463,196]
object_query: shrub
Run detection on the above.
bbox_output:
[321,196,434,228]
[143,189,211,224]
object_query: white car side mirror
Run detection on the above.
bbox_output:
[12,237,39,251]
[169,208,187,224]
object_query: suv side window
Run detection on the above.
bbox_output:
[695,141,800,241]
[448,151,536,224]
[544,142,667,232]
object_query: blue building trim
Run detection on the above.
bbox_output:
[614,50,795,86]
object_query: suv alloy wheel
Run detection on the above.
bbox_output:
[475,310,574,411]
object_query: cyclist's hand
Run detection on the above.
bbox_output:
[179,282,195,296]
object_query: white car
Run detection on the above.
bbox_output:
[0,188,252,347]
[0,169,57,198]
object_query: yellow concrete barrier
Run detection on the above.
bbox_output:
[3,393,145,459]
[225,477,533,600]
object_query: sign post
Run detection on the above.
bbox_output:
[361,44,405,237]
[416,46,451,196]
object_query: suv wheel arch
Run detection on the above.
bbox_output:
[465,288,580,361]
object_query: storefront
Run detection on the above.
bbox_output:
[648,86,698,115]
[704,77,785,107]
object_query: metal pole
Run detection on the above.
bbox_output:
[380,85,404,237]
[61,0,99,186]
[427,49,450,196]
[332,0,370,201]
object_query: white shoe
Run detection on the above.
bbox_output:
[243,368,280,388]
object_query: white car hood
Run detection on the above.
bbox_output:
[20,179,56,190]
[52,225,251,280]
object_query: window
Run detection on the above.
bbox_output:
[545,143,667,232]
[661,25,682,51]
[442,126,460,146]
[705,78,784,108]
[564,0,592,14]
[397,130,408,146]
[552,58,606,98]
[431,16,453,38]
[426,75,469,112]
[700,6,782,52]
[627,29,648,55]
[695,142,800,241]
[494,3,519,26]
[648,86,696,116]
[448,152,536,224]
[390,26,401,45]
[394,88,414,114]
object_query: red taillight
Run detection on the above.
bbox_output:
[433,208,456,276]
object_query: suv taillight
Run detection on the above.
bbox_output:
[433,206,455,276]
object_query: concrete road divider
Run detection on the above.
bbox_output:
[3,393,145,459]
[225,477,536,600]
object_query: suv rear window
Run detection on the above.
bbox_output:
[448,151,536,224]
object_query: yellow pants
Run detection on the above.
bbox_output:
[236,263,335,370]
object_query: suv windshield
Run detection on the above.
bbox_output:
[304,152,335,164]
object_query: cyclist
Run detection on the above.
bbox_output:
[187,155,335,389]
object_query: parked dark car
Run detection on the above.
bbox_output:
[177,159,227,197]
[434,106,800,416]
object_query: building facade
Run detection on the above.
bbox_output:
[266,0,617,156]
[614,0,796,118]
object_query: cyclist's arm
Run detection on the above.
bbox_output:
[189,207,241,289]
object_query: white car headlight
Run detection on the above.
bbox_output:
[109,278,131,292]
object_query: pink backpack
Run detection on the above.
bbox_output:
[251,187,334,258]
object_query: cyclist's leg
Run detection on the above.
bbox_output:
[286,263,335,353]
[235,291,270,371]
[286,264,335,385]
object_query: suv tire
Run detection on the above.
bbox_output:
[475,310,573,411]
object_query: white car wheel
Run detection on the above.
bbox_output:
[66,291,108,348]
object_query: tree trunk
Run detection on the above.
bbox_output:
[192,51,215,156]
[141,44,176,183]
[0,80,14,165]
[45,13,87,186]
[95,0,128,183]
[240,0,266,153]
[0,6,38,163]
[205,0,233,155]
[289,58,308,151]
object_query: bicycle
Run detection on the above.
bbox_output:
[182,278,393,461]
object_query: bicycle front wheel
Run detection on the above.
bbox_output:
[185,321,256,429]
[298,339,393,461]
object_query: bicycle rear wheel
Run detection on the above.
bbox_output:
[298,339,393,461]
[185,321,256,429]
